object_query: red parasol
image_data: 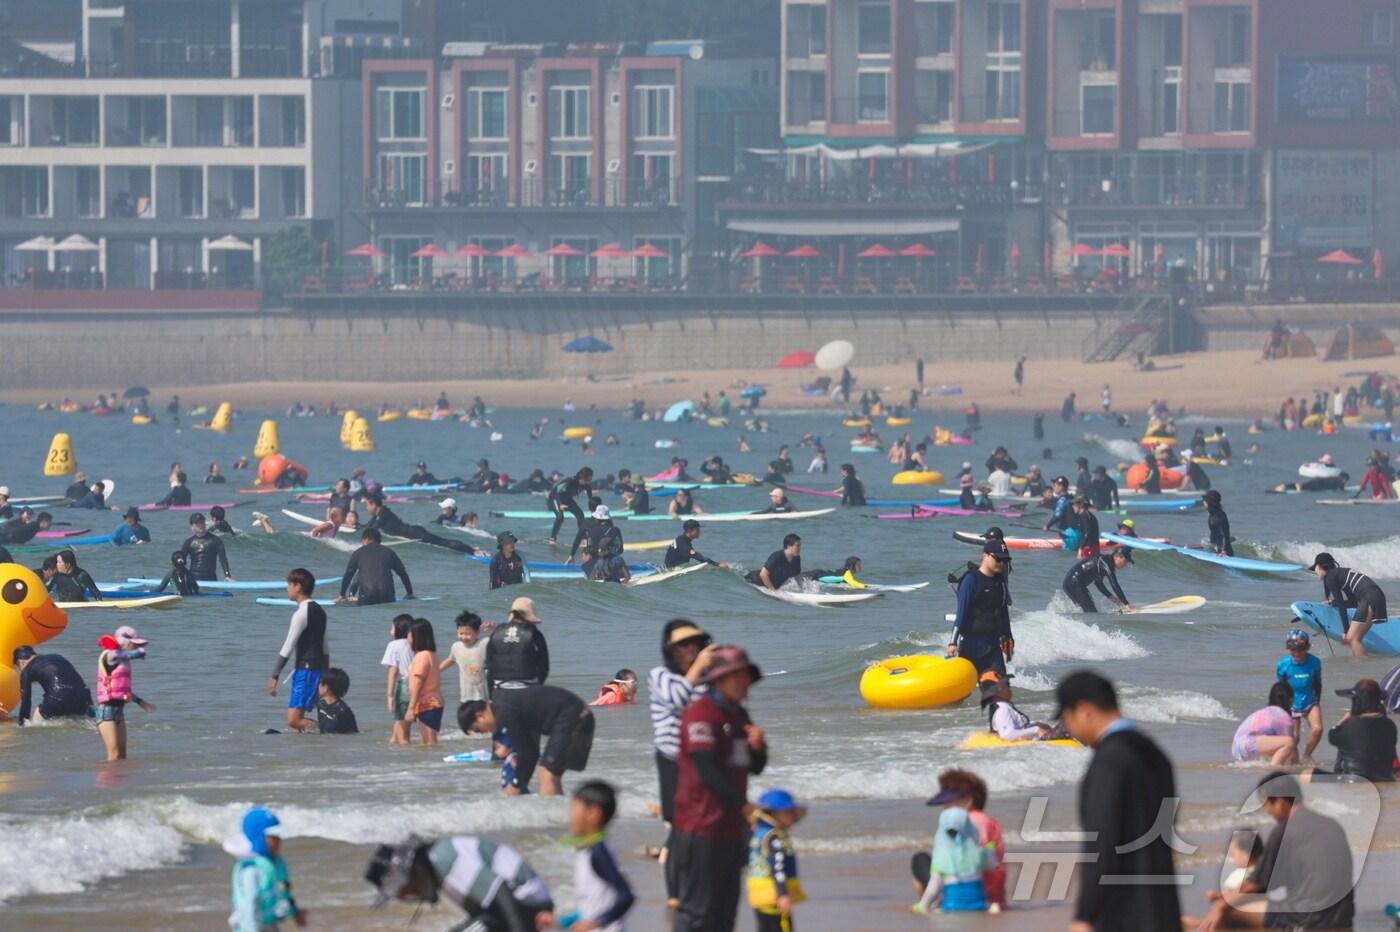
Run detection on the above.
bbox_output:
[410,244,449,258]
[1099,243,1132,258]
[786,245,823,258]
[542,243,584,257]
[1069,243,1102,258]
[346,243,386,257]
[858,244,897,258]
[899,243,936,257]
[632,243,670,259]
[454,244,491,257]
[743,243,781,258]
[1318,249,1363,265]
[591,243,627,258]
[777,350,817,369]
[495,244,534,258]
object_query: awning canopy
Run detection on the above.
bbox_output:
[746,141,995,161]
[727,217,961,238]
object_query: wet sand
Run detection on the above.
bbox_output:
[4,349,1390,419]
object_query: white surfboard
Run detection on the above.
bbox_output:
[1127,595,1206,615]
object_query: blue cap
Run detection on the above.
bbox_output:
[757,788,804,813]
[241,807,285,857]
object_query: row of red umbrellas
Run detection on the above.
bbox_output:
[346,242,669,260]
[742,242,938,259]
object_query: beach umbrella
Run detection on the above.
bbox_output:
[122,386,150,399]
[815,339,855,371]
[777,350,816,369]
[1099,243,1132,258]
[858,244,896,258]
[898,243,936,257]
[1318,249,1362,265]
[346,243,386,257]
[632,243,670,258]
[742,243,780,258]
[1069,243,1101,258]
[57,234,101,252]
[454,244,492,257]
[1374,248,1385,281]
[410,244,449,258]
[740,385,767,399]
[495,244,534,258]
[542,243,584,257]
[207,235,253,252]
[591,243,627,258]
[15,236,57,252]
[786,244,822,258]
[563,335,613,353]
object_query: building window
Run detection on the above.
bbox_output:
[549,86,591,139]
[915,2,954,56]
[178,166,203,218]
[1089,15,1116,70]
[549,153,591,202]
[1227,12,1250,65]
[858,71,889,122]
[1162,14,1182,66]
[629,153,674,204]
[22,167,49,216]
[632,85,674,139]
[1082,85,1116,136]
[1160,72,1180,135]
[987,2,1021,53]
[1213,81,1249,133]
[76,166,101,217]
[985,66,1020,120]
[378,153,426,205]
[376,87,425,141]
[52,96,100,146]
[786,5,827,57]
[280,167,305,217]
[231,167,255,218]
[915,70,953,123]
[1370,10,1394,45]
[279,97,306,146]
[0,97,15,145]
[466,154,507,198]
[858,3,892,55]
[468,88,507,140]
[786,71,826,124]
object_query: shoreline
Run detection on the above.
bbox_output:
[0,348,1390,420]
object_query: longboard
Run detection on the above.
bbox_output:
[1291,600,1400,654]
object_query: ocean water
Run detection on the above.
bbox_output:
[1,401,1398,927]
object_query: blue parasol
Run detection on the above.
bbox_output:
[563,336,614,353]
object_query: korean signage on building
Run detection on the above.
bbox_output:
[1277,56,1398,123]
[1273,150,1373,249]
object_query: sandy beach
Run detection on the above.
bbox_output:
[3,348,1391,419]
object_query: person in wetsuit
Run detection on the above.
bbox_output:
[10,646,92,724]
[363,494,478,554]
[181,513,232,581]
[1140,453,1162,494]
[756,488,798,514]
[1070,496,1101,558]
[1062,550,1134,613]
[839,463,867,506]
[1270,473,1351,494]
[326,479,353,515]
[64,472,91,503]
[985,447,1019,474]
[746,534,802,590]
[0,509,49,546]
[581,505,629,582]
[622,478,652,515]
[155,550,200,595]
[664,520,726,569]
[1088,466,1120,511]
[339,528,414,605]
[1204,490,1233,556]
[1310,552,1389,658]
[489,533,526,589]
[547,467,593,551]
[40,556,85,601]
[1042,476,1072,533]
[514,469,552,494]
[208,505,238,536]
[949,540,1015,676]
[155,472,193,508]
[55,549,101,601]
[70,481,108,510]
[406,461,440,486]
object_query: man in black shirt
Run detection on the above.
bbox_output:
[0,509,50,546]
[181,513,232,581]
[1087,466,1120,511]
[11,647,92,724]
[458,683,593,796]
[489,533,526,589]
[406,461,440,486]
[1062,550,1134,613]
[363,494,477,554]
[486,597,549,691]
[746,534,802,590]
[755,488,798,515]
[339,528,413,605]
[665,520,726,569]
[839,463,867,506]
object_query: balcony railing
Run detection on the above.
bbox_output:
[1053,175,1260,209]
[728,177,1012,208]
[366,176,679,210]
[830,96,889,125]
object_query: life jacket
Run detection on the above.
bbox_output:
[747,814,807,910]
[230,854,295,928]
[96,651,133,703]
[591,682,630,706]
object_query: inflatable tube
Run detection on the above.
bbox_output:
[58,402,83,413]
[90,407,117,417]
[562,426,593,440]
[842,418,871,428]
[1139,435,1178,448]
[1189,456,1219,465]
[860,655,977,709]
[1342,414,1364,425]
[406,408,432,420]
[705,417,729,428]
[959,732,1084,750]
[654,439,678,449]
[377,411,402,422]
[1124,462,1186,490]
[885,417,912,427]
[257,454,309,486]
[131,415,152,425]
[848,445,882,453]
[1298,462,1342,479]
[891,470,946,485]
[1301,413,1323,429]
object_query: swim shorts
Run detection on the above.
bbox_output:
[416,706,444,731]
[393,677,410,720]
[542,708,596,775]
[95,701,126,723]
[289,668,324,711]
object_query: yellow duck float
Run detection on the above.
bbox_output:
[0,565,70,718]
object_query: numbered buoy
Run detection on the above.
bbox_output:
[340,410,358,448]
[253,419,280,458]
[349,417,375,452]
[44,433,76,476]
[209,401,233,433]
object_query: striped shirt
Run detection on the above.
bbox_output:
[648,666,699,760]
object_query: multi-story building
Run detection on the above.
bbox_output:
[357,40,777,288]
[0,0,446,295]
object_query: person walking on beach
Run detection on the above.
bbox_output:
[1013,357,1026,395]
[672,646,767,932]
[1057,670,1181,932]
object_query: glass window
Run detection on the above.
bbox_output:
[1213,81,1249,133]
[178,166,203,217]
[280,167,305,217]
[630,153,673,204]
[985,67,1020,120]
[787,6,827,57]
[22,167,49,216]
[915,2,954,56]
[987,2,1021,53]
[549,153,590,201]
[549,87,591,139]
[280,97,305,146]
[858,71,889,121]
[858,3,891,55]
[195,97,223,146]
[76,167,101,217]
[231,167,255,217]
[0,97,13,145]
[1162,14,1182,66]
[787,72,825,124]
[632,86,674,138]
[809,6,827,55]
[1228,12,1250,65]
[466,154,507,197]
[376,87,425,140]
[469,88,507,140]
[378,153,426,205]
[1161,82,1179,135]
[1082,85,1116,135]
[915,70,953,123]
[1371,11,1394,45]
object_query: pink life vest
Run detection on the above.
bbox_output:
[96,651,134,703]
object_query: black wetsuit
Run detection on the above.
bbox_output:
[1088,475,1120,511]
[1062,555,1127,613]
[181,531,230,580]
[1141,462,1162,494]
[66,568,100,600]
[17,653,92,723]
[489,551,526,589]
[841,475,867,506]
[1294,476,1348,492]
[746,550,801,589]
[628,487,651,515]
[1207,505,1233,556]
[209,518,237,536]
[1072,509,1101,554]
[156,485,193,507]
[952,569,1013,676]
[547,477,589,553]
[327,492,353,515]
[1216,436,1233,460]
[665,534,718,568]
[491,683,593,790]
[46,573,87,602]
[756,500,797,515]
[156,563,200,595]
[71,491,106,509]
[1185,460,1210,491]
[0,519,39,545]
[407,471,440,486]
[0,544,11,562]
[316,698,359,735]
[64,480,88,502]
[367,505,474,554]
[1319,566,1388,624]
[985,454,1019,473]
[339,541,413,604]
[486,621,550,691]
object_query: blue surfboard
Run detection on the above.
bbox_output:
[1291,600,1399,654]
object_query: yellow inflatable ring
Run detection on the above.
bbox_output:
[885,417,912,427]
[891,469,946,485]
[860,655,977,709]
[1139,435,1178,447]
[377,412,402,422]
[1301,413,1323,429]
[842,418,871,428]
[706,417,729,427]
[562,426,593,440]
[406,409,432,420]
[131,415,152,425]
[959,732,1084,750]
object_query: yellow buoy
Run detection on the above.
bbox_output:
[562,426,593,440]
[349,417,375,452]
[44,433,76,476]
[207,401,233,432]
[340,410,358,448]
[253,419,280,458]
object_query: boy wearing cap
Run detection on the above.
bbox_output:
[748,788,807,931]
[1310,551,1389,658]
[225,807,304,931]
[1277,629,1324,758]
[672,645,768,932]
[111,507,151,546]
[949,542,1015,677]
[489,533,526,589]
[95,625,154,761]
[432,498,460,526]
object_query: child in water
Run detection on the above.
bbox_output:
[316,667,358,734]
[380,614,415,744]
[590,669,639,706]
[748,788,808,931]
[225,807,304,931]
[95,625,154,761]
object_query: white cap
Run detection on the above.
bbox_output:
[961,461,972,470]
[0,486,9,497]
[438,497,457,510]
[592,504,612,520]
